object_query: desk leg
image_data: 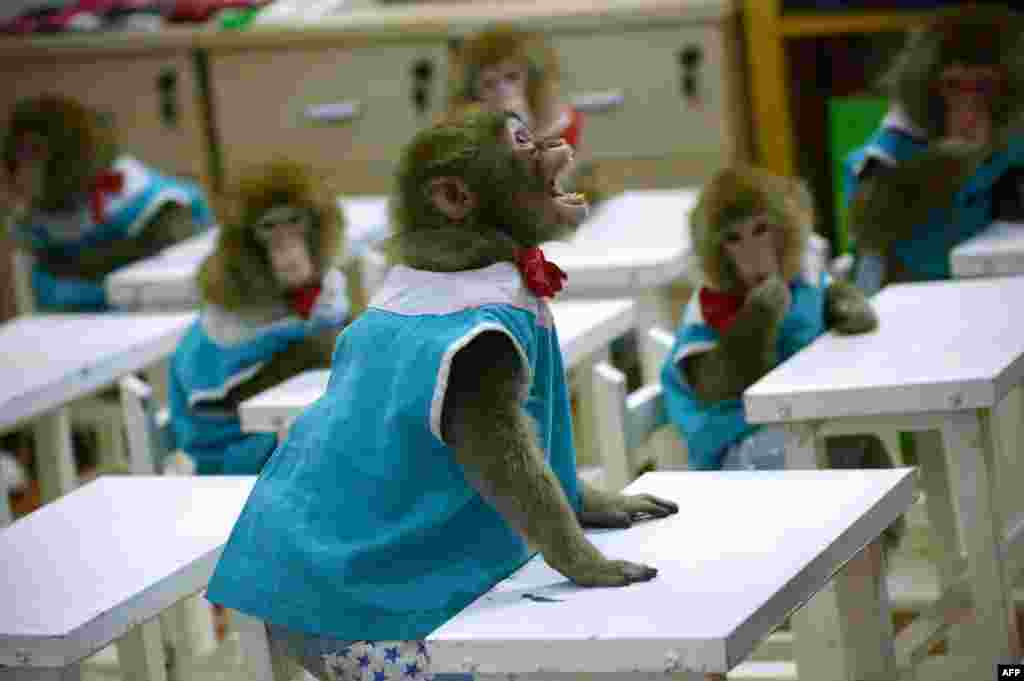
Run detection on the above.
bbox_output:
[912,429,963,590]
[574,350,608,473]
[116,617,167,681]
[636,288,676,385]
[233,610,294,681]
[785,425,895,681]
[941,410,1021,669]
[33,407,76,505]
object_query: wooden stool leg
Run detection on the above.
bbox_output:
[116,617,167,681]
[941,410,1021,672]
[785,424,895,681]
[33,408,76,504]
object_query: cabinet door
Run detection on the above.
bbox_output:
[209,42,447,193]
[555,23,735,161]
[0,53,211,188]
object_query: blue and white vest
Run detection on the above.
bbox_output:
[168,288,347,476]
[662,264,830,471]
[206,262,580,641]
[10,156,214,312]
[844,107,1024,281]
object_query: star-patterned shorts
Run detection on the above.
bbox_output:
[266,623,471,681]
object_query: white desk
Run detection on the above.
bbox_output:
[951,220,1024,278]
[239,298,636,438]
[105,197,392,311]
[104,227,219,310]
[0,313,196,514]
[745,277,1024,679]
[222,469,915,680]
[0,475,255,681]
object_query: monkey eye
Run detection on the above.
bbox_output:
[753,221,770,236]
[505,69,521,83]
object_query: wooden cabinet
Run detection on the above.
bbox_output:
[0,39,213,190]
[208,39,448,195]
[204,0,749,195]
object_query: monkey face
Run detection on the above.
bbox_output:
[937,64,1003,146]
[476,60,531,125]
[504,114,588,233]
[254,205,318,290]
[722,213,781,290]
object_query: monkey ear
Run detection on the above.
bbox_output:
[426,176,475,220]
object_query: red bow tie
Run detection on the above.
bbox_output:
[515,247,567,299]
[288,284,322,319]
[89,169,125,224]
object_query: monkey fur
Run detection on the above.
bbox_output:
[846,6,1024,288]
[205,112,679,663]
[663,165,904,545]
[167,159,350,475]
[2,94,212,311]
[448,24,610,206]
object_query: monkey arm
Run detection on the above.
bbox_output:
[42,202,200,281]
[824,279,878,335]
[848,142,982,253]
[442,331,656,587]
[680,281,787,404]
[221,329,338,409]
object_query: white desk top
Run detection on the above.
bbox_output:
[0,476,256,668]
[239,297,636,433]
[744,278,1024,424]
[0,470,915,675]
[104,196,389,310]
[428,468,917,675]
[0,313,196,432]
[951,221,1024,278]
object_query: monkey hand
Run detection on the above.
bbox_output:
[548,538,659,587]
[826,279,878,335]
[306,268,351,331]
[578,493,679,529]
[747,276,790,322]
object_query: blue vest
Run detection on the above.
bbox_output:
[206,263,580,641]
[661,269,830,470]
[845,116,1024,280]
[10,156,214,312]
[168,304,341,475]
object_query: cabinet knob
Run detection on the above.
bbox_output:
[157,68,179,128]
[677,45,703,100]
[411,58,435,117]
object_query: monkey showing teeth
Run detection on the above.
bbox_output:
[2,94,213,312]
[206,110,678,681]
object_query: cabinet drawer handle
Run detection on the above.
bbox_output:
[304,101,362,124]
[570,90,625,114]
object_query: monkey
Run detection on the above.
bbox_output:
[448,23,608,206]
[205,110,679,681]
[166,159,351,476]
[2,94,214,312]
[844,5,1024,295]
[661,165,904,547]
